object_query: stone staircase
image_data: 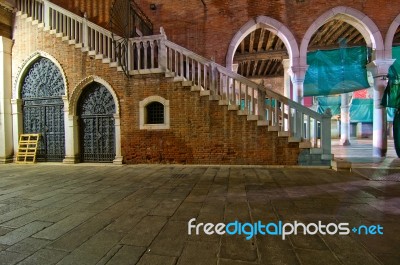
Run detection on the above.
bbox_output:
[15,0,333,165]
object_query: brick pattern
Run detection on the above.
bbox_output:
[48,0,400,65]
[12,16,301,165]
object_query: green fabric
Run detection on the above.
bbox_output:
[304,46,370,96]
[350,98,373,123]
[387,107,396,122]
[382,46,400,108]
[316,96,341,115]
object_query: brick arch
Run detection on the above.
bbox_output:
[385,13,400,53]
[69,75,120,116]
[300,6,384,64]
[226,16,299,70]
[13,50,68,99]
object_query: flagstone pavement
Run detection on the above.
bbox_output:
[0,163,399,265]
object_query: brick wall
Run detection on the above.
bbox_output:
[48,0,400,64]
[12,16,301,165]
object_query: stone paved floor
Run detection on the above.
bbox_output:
[0,164,399,265]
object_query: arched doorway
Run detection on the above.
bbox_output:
[21,57,65,161]
[78,82,116,162]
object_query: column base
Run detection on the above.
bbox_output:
[340,139,351,146]
[63,156,79,164]
[113,156,123,165]
[373,147,387,157]
[0,156,14,164]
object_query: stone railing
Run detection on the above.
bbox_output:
[16,0,332,158]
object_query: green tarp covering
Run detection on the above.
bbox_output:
[382,46,400,109]
[350,98,373,123]
[304,46,370,96]
[316,96,341,116]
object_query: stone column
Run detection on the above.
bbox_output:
[367,59,395,157]
[282,59,291,99]
[0,37,13,163]
[289,65,308,103]
[113,114,123,164]
[340,92,351,146]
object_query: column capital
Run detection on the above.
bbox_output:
[367,59,396,77]
[281,59,291,69]
[289,65,308,83]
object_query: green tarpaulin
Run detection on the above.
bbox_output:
[304,46,370,96]
[382,46,400,109]
[350,98,373,123]
[316,96,341,116]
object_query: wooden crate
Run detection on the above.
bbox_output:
[16,134,40,164]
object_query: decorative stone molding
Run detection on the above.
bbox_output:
[13,50,68,99]
[69,75,120,116]
[139,95,170,130]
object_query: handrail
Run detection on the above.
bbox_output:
[15,0,332,157]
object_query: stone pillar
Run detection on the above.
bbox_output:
[289,65,308,103]
[282,59,291,99]
[0,37,13,163]
[367,59,395,157]
[113,114,123,164]
[340,92,351,146]
[11,99,23,159]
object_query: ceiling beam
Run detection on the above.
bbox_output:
[310,20,335,47]
[233,50,288,62]
[257,28,266,52]
[263,60,273,76]
[266,33,276,51]
[308,43,365,52]
[249,31,256,53]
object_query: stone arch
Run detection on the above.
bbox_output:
[13,51,68,99]
[69,75,123,164]
[70,75,120,116]
[300,6,384,64]
[11,51,69,161]
[226,16,299,70]
[385,13,400,55]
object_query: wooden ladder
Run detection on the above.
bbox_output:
[16,134,40,164]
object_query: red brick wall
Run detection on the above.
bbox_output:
[12,15,301,165]
[49,0,400,64]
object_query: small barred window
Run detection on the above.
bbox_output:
[146,102,164,124]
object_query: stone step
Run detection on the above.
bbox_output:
[200,90,210,96]
[267,126,279,132]
[257,120,268,126]
[219,100,229,106]
[247,115,259,121]
[299,141,312,149]
[278,131,290,137]
[237,110,248,116]
[228,105,239,111]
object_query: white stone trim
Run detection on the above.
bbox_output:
[300,6,384,65]
[385,13,400,58]
[139,95,170,130]
[226,16,299,70]
[13,51,69,99]
[69,75,123,164]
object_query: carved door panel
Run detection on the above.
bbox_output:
[21,58,65,162]
[78,83,116,162]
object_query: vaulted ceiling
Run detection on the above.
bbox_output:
[234,19,367,78]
